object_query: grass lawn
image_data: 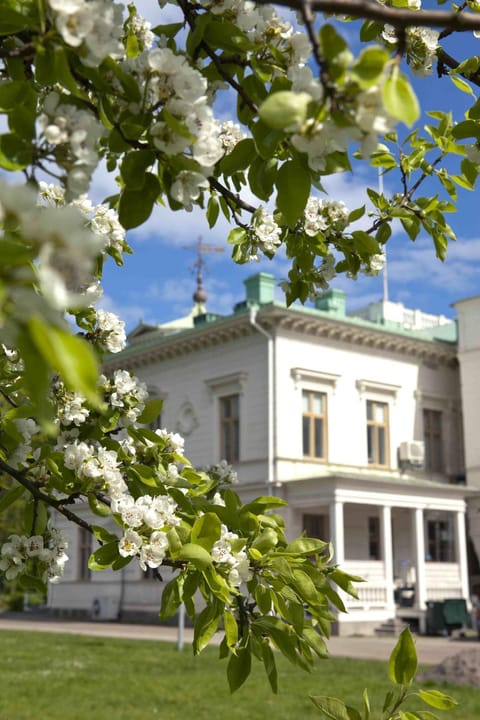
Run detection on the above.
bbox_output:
[0,630,479,719]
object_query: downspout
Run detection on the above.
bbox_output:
[249,307,275,495]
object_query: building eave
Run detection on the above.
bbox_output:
[105,303,458,372]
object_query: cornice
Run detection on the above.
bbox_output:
[104,304,457,372]
[264,307,457,368]
[104,312,256,371]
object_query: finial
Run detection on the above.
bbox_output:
[183,236,224,308]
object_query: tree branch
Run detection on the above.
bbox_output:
[0,459,95,535]
[178,0,258,113]
[437,48,480,88]
[258,0,480,31]
[208,176,257,215]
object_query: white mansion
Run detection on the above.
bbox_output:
[48,272,480,635]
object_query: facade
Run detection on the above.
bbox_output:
[48,273,479,635]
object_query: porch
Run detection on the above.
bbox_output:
[287,485,470,635]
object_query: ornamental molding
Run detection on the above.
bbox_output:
[356,379,401,402]
[204,371,248,397]
[174,400,199,437]
[291,367,340,393]
[414,389,460,412]
[104,306,458,373]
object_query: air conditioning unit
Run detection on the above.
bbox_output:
[399,441,425,467]
[91,596,120,621]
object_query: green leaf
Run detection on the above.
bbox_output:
[91,526,118,544]
[400,216,421,241]
[0,133,32,170]
[0,484,24,513]
[376,221,392,245]
[360,20,384,42]
[176,543,213,570]
[417,689,458,710]
[382,69,420,127]
[252,617,297,664]
[219,138,256,176]
[118,173,161,229]
[190,513,222,551]
[452,120,480,140]
[223,609,239,650]
[251,120,284,159]
[159,578,182,620]
[227,227,248,245]
[251,528,278,554]
[276,158,310,227]
[351,230,381,257]
[363,688,371,720]
[285,537,328,556]
[18,574,46,594]
[388,627,418,685]
[88,541,119,570]
[87,493,111,517]
[206,195,219,228]
[347,206,365,224]
[137,398,164,425]
[303,627,328,658]
[227,646,252,693]
[24,499,48,535]
[0,7,39,35]
[352,47,389,88]
[35,46,80,96]
[261,642,278,694]
[259,91,311,130]
[204,20,251,53]
[0,81,29,111]
[248,157,277,201]
[193,602,221,654]
[255,584,273,614]
[28,317,100,408]
[152,22,184,38]
[121,150,157,190]
[450,74,475,96]
[309,696,351,720]
[319,24,348,62]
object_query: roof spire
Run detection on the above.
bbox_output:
[183,236,224,310]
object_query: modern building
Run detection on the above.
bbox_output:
[48,272,480,635]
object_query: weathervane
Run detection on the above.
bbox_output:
[182,236,224,306]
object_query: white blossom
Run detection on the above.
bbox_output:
[119,529,143,557]
[170,171,210,211]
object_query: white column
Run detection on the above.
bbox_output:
[382,505,395,611]
[455,510,470,601]
[414,508,427,611]
[329,500,344,565]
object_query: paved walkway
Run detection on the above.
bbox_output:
[0,615,477,665]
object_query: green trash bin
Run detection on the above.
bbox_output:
[443,598,468,633]
[426,600,446,635]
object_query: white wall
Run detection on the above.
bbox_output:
[136,332,270,484]
[274,329,461,477]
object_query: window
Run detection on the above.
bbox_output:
[368,517,381,560]
[303,514,327,539]
[78,527,92,581]
[219,394,239,463]
[367,400,389,467]
[424,409,443,472]
[302,390,327,459]
[427,518,454,562]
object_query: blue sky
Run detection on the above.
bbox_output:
[95,2,480,331]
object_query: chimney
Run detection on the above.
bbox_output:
[314,289,346,316]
